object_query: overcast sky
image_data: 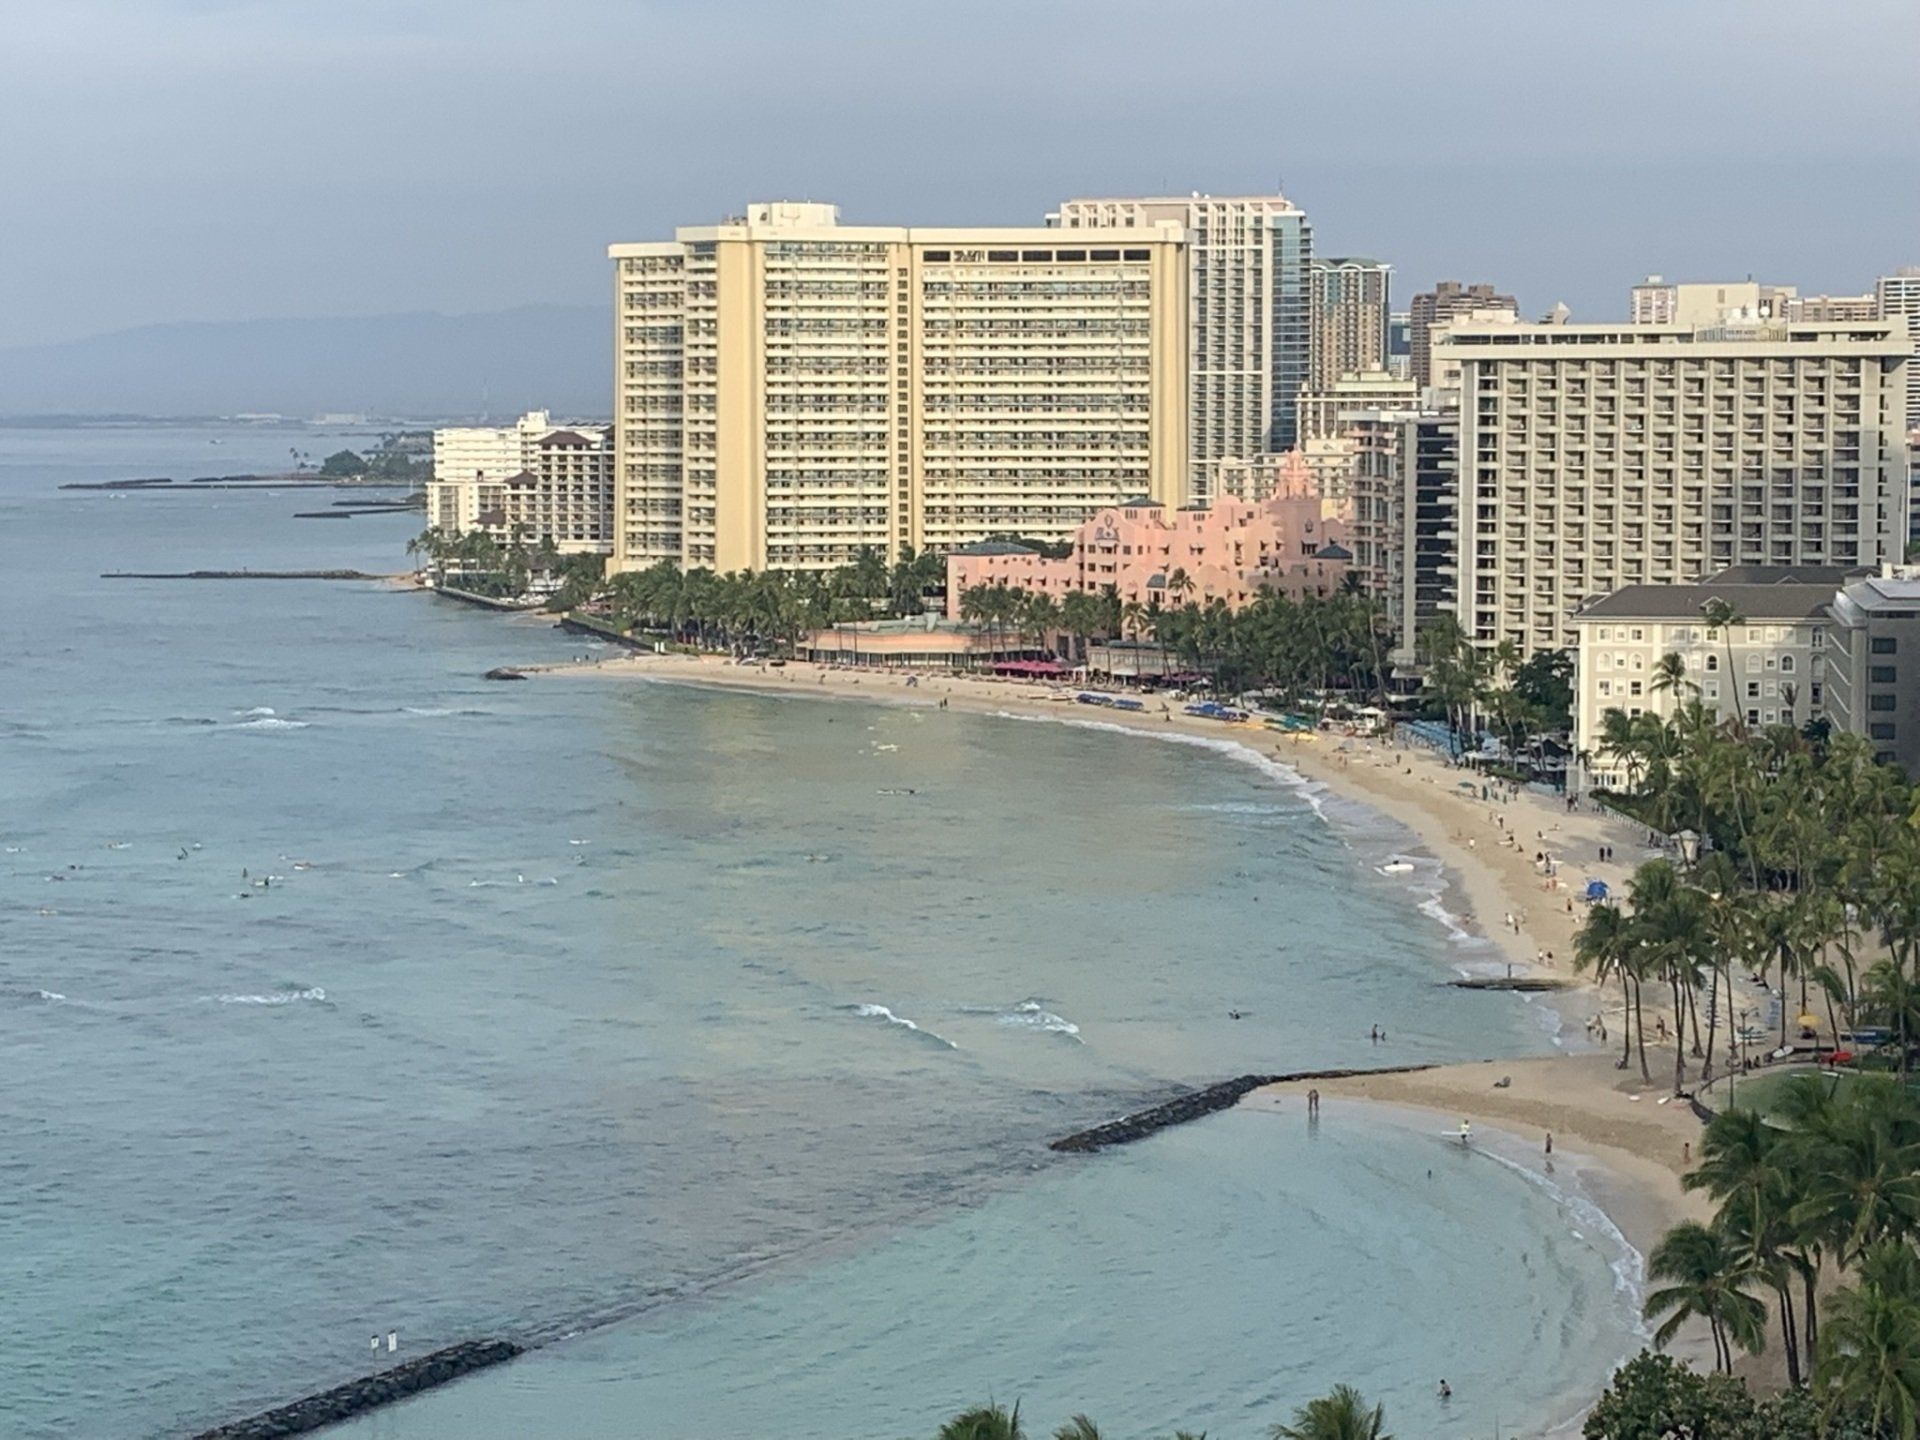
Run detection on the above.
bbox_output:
[3,0,1916,347]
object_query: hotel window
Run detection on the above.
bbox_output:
[1629,680,1643,696]
[1871,666,1898,684]
[1747,682,1760,699]
[1871,694,1897,711]
[1780,654,1794,673]
[1871,723,1897,739]
[1872,636,1898,654]
[1747,708,1761,726]
[1706,654,1719,671]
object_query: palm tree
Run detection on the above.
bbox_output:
[1816,1241,1920,1439]
[1052,1419,1101,1440]
[1268,1384,1390,1440]
[1790,1078,1920,1267]
[1575,900,1639,1072]
[1650,649,1693,703]
[939,1403,1025,1440]
[1644,1220,1768,1372]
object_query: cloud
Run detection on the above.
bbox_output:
[1,0,1915,345]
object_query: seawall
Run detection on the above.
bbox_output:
[187,1339,522,1439]
[1049,1065,1437,1152]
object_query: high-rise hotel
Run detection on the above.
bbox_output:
[1048,195,1313,499]
[610,202,1187,573]
[1434,318,1911,655]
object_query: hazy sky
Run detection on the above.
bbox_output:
[4,0,1917,347]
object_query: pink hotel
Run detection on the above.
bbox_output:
[945,457,1350,616]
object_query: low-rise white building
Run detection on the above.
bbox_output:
[1570,569,1854,787]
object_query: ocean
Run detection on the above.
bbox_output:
[0,424,1639,1439]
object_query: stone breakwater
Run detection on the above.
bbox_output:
[187,1339,522,1439]
[1049,1066,1438,1153]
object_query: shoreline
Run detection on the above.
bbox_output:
[537,647,1648,985]
[529,646,1717,1417]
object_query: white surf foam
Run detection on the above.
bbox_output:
[991,710,1331,820]
[210,986,327,1006]
[234,706,277,717]
[228,717,310,731]
[849,1002,957,1049]
[997,1000,1082,1041]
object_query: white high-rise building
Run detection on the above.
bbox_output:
[1050,194,1313,502]
[1877,267,1920,422]
[1435,319,1912,656]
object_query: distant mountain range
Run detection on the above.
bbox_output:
[0,305,608,420]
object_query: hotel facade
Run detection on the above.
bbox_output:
[1434,319,1911,656]
[1049,194,1314,497]
[428,410,613,554]
[944,480,1350,617]
[610,202,1188,574]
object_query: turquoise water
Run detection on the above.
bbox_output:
[0,426,1632,1438]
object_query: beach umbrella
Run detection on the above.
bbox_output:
[1585,879,1610,901]
[1797,1012,1822,1031]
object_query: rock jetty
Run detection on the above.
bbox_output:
[188,1338,522,1439]
[1049,1065,1437,1153]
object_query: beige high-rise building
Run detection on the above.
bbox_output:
[1049,194,1313,498]
[1409,282,1516,390]
[610,202,1187,573]
[1785,293,1878,323]
[1436,319,1912,656]
[1309,258,1390,388]
[1629,277,1795,327]
[1295,367,1420,442]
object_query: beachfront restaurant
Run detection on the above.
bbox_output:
[795,617,1045,672]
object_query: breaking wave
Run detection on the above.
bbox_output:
[848,1002,957,1049]
[210,986,327,1006]
[996,1000,1082,1040]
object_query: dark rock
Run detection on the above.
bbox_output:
[1049,1064,1438,1153]
[188,1338,523,1439]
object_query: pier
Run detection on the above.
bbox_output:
[101,569,398,581]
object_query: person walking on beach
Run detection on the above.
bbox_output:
[1545,1131,1553,1155]
[1307,1088,1320,1118]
